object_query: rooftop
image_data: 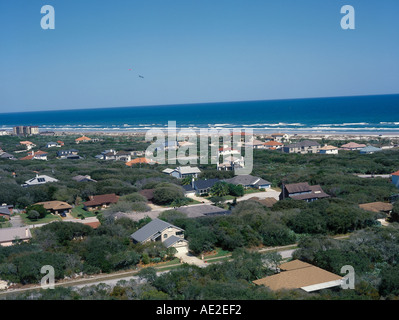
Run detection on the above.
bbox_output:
[253,260,343,292]
[176,205,231,218]
[130,218,183,243]
[84,193,119,207]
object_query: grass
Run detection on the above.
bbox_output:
[0,221,12,228]
[71,205,96,218]
[20,213,62,225]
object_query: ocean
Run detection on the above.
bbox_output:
[1,94,399,134]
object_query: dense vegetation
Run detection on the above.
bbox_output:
[1,134,399,300]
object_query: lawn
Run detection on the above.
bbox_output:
[71,205,97,218]
[20,213,62,225]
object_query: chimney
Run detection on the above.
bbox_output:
[25,228,29,237]
[191,177,195,188]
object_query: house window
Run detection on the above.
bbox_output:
[164,234,168,239]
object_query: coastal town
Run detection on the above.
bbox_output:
[1,125,399,299]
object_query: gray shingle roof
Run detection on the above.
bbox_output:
[285,140,320,148]
[163,235,186,248]
[176,205,231,218]
[224,175,271,187]
[130,219,183,243]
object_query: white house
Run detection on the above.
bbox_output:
[319,145,339,154]
[23,174,59,187]
[162,166,201,179]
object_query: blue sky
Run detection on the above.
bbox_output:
[1,0,399,113]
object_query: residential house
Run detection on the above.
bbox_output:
[223,174,271,189]
[0,150,16,160]
[19,141,36,150]
[130,218,189,254]
[391,170,399,188]
[280,182,330,202]
[162,166,201,179]
[72,175,97,183]
[34,201,72,216]
[263,140,284,150]
[359,202,393,214]
[0,227,32,247]
[184,178,220,196]
[0,205,13,220]
[57,149,81,159]
[46,141,61,148]
[57,140,65,146]
[253,260,343,292]
[251,140,267,149]
[359,145,382,154]
[83,193,119,211]
[125,157,155,166]
[217,155,245,171]
[20,150,48,161]
[282,140,320,154]
[218,147,241,157]
[23,174,59,187]
[340,142,367,151]
[271,133,289,143]
[57,149,79,157]
[75,136,92,144]
[176,204,231,218]
[115,151,132,162]
[319,145,339,154]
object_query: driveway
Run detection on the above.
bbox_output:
[234,189,281,202]
[9,214,25,228]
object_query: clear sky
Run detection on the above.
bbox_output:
[1,0,399,113]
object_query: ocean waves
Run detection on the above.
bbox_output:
[2,122,399,133]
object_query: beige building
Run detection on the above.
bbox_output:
[0,227,32,247]
[130,219,189,254]
[253,260,343,292]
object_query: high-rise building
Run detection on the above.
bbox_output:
[13,126,40,136]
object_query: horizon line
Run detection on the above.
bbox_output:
[1,93,398,115]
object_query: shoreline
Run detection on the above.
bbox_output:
[43,129,399,141]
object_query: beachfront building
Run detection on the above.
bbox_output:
[340,142,367,151]
[359,145,382,154]
[75,136,92,144]
[13,126,39,136]
[319,145,339,154]
[282,140,320,154]
[263,140,284,150]
[271,133,289,143]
